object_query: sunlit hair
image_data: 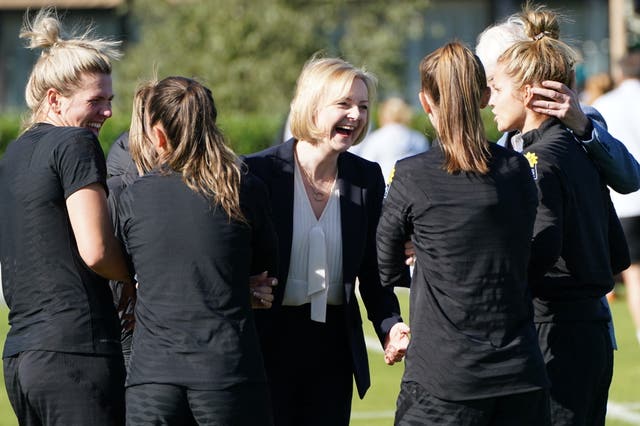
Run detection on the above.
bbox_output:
[497,4,578,91]
[378,97,414,127]
[129,76,245,222]
[420,41,489,174]
[289,55,377,145]
[475,2,569,80]
[20,8,121,128]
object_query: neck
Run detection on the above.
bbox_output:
[521,111,549,134]
[295,140,339,179]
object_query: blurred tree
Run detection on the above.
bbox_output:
[115,0,429,117]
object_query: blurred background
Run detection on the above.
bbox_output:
[0,0,637,155]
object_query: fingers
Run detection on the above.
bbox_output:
[529,86,560,101]
[540,80,569,92]
[384,343,406,365]
[251,283,275,309]
[249,272,278,288]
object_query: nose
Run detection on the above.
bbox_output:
[102,104,113,118]
[487,90,496,107]
[347,105,361,120]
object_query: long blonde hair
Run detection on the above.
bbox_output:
[20,8,121,128]
[420,41,489,174]
[130,76,245,222]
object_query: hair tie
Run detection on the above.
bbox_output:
[533,32,547,41]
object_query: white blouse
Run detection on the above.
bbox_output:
[282,162,344,322]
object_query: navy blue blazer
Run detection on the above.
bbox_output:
[243,139,402,398]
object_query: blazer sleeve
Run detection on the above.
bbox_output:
[242,172,279,277]
[579,106,640,194]
[357,162,403,344]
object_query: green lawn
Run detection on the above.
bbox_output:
[352,286,640,426]
[0,285,639,425]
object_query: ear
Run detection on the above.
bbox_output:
[46,88,62,114]
[479,87,490,109]
[523,84,534,106]
[418,91,431,114]
[151,123,169,154]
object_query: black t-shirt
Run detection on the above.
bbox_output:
[377,142,549,401]
[0,123,122,357]
[118,169,277,389]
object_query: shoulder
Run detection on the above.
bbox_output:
[242,140,294,177]
[394,148,433,172]
[339,150,383,179]
[46,125,98,146]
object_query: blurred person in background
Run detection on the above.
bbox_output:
[350,96,429,183]
[593,51,640,346]
[0,8,130,425]
[581,72,613,106]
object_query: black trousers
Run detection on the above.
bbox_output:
[125,382,273,426]
[3,350,126,426]
[395,381,550,426]
[261,304,353,426]
[537,320,613,426]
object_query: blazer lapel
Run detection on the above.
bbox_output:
[270,140,296,305]
[337,154,365,305]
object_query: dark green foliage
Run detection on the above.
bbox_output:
[114,0,430,120]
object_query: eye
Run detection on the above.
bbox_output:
[359,104,369,111]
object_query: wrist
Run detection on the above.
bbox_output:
[574,119,593,140]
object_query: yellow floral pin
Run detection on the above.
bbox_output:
[524,152,538,167]
[524,152,538,180]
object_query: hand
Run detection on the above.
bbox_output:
[528,80,590,137]
[404,240,416,266]
[250,271,278,309]
[117,281,136,332]
[383,322,410,365]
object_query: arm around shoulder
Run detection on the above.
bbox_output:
[581,117,640,193]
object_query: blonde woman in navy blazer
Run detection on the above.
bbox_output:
[244,56,410,426]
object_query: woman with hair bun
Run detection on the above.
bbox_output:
[489,7,617,425]
[0,8,130,425]
[120,76,277,425]
[377,41,549,426]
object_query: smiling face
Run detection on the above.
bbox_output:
[52,72,114,137]
[314,78,369,152]
[488,64,527,133]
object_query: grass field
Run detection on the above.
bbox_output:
[0,285,639,425]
